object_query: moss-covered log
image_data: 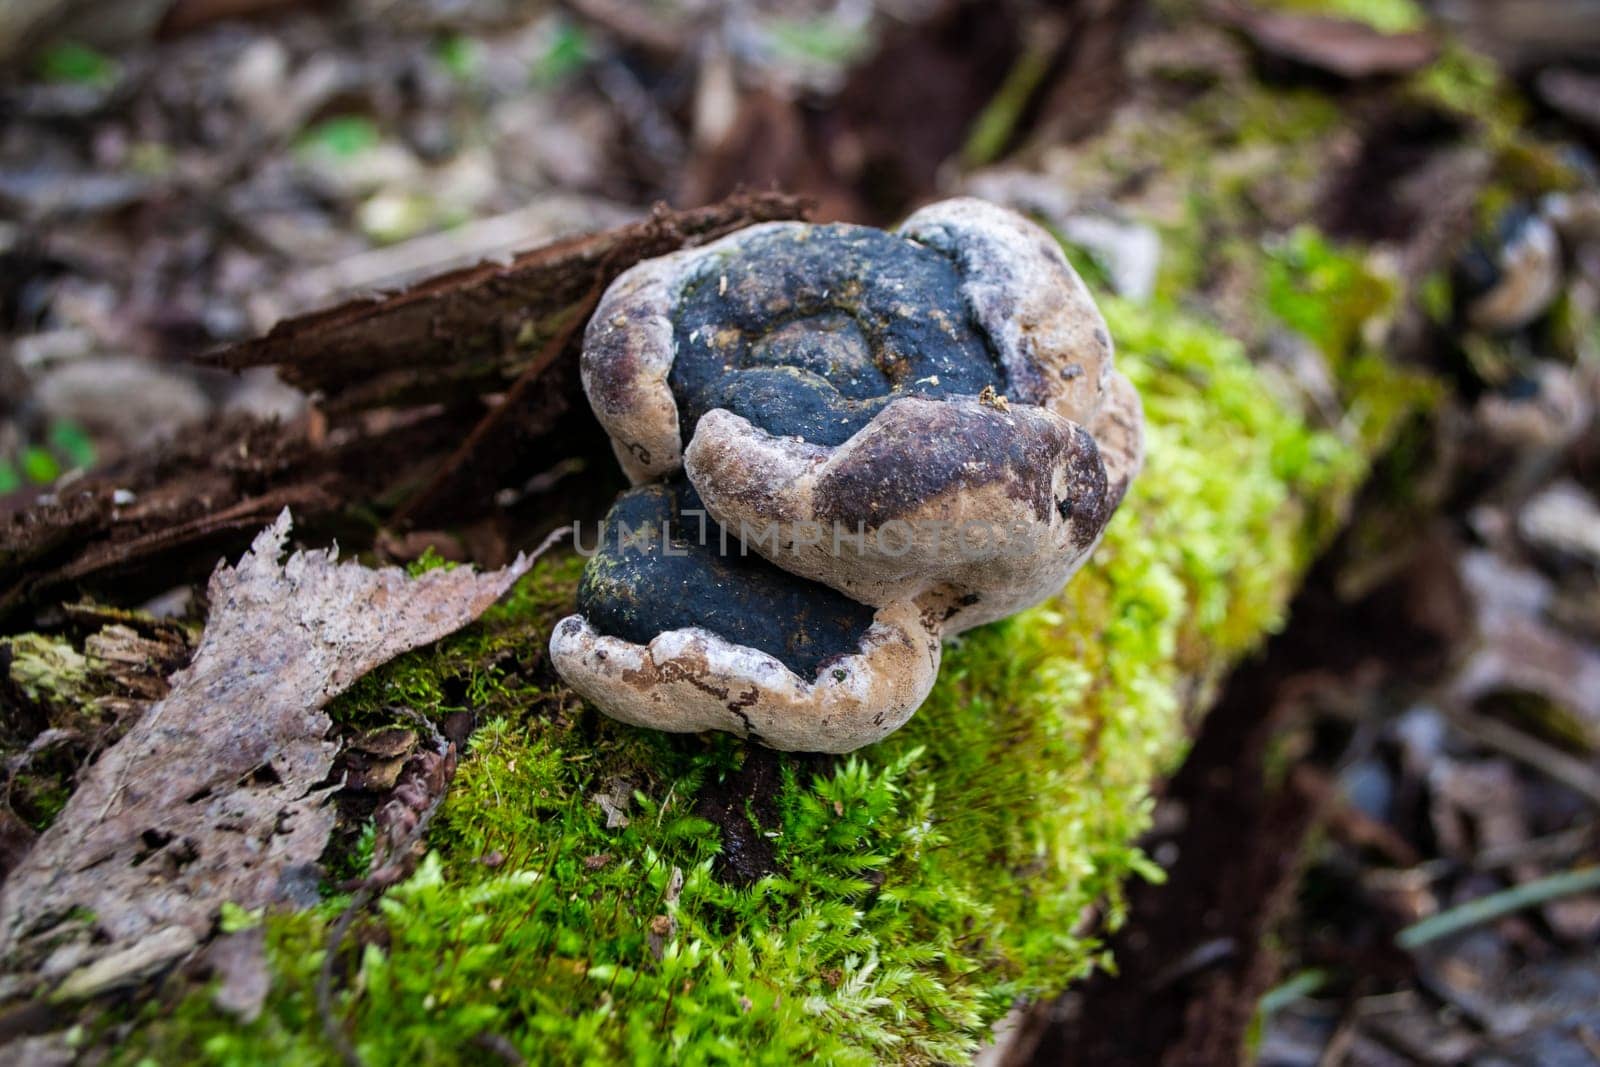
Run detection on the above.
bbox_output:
[102,276,1414,1061]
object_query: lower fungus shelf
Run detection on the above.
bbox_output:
[574,479,878,680]
[131,291,1410,1065]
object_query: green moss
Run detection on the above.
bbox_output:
[405,547,460,576]
[5,633,96,708]
[123,263,1412,1062]
[1261,227,1439,466]
[1408,45,1520,131]
[329,553,586,729]
[1265,227,1398,369]
[34,42,119,87]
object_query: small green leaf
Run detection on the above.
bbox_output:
[47,419,97,469]
[766,17,871,65]
[0,459,20,495]
[435,34,482,81]
[297,116,382,161]
[1260,0,1424,33]
[532,20,590,86]
[1257,968,1330,1017]
[35,42,118,87]
[21,447,60,485]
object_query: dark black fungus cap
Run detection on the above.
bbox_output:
[577,479,877,678]
[669,223,1004,446]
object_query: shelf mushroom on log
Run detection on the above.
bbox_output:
[552,480,942,753]
[551,198,1145,753]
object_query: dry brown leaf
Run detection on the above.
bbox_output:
[0,510,532,998]
[1454,550,1600,751]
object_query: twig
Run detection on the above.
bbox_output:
[1314,1009,1358,1067]
[1472,823,1594,872]
[316,891,372,1067]
[1150,937,1235,991]
[1397,866,1600,950]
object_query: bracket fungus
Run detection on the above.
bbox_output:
[552,197,1144,753]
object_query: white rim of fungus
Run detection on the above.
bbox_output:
[549,598,941,754]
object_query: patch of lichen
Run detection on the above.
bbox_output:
[124,254,1415,1062]
[2,633,130,828]
[4,633,98,719]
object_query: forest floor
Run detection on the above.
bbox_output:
[3,1,1599,1064]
